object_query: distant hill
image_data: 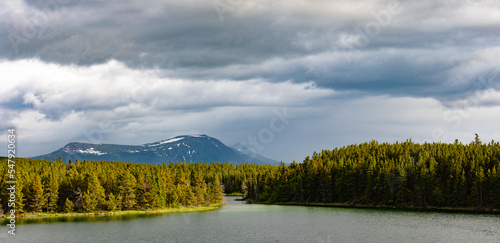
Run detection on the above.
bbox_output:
[32,135,280,165]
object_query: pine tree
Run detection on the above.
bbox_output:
[475,133,482,145]
[148,178,162,209]
[163,170,177,206]
[83,189,98,212]
[194,173,207,206]
[14,176,25,214]
[171,185,182,208]
[46,174,59,212]
[30,174,47,213]
[119,171,137,210]
[63,198,74,213]
[106,193,118,211]
[136,173,150,209]
[86,174,106,210]
[185,187,197,207]
[212,175,224,203]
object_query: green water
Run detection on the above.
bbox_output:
[2,197,500,242]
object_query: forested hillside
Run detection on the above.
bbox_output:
[246,140,500,210]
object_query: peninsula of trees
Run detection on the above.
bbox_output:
[0,159,231,214]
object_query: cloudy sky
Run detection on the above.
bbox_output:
[1,0,499,163]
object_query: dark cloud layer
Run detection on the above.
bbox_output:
[1,0,500,161]
[2,0,499,99]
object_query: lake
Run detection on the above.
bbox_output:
[2,197,500,242]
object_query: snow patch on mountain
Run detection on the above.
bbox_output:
[148,137,185,147]
[191,134,207,138]
[76,148,107,155]
[159,137,184,144]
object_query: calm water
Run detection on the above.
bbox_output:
[2,197,500,243]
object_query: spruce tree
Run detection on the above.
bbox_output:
[194,173,207,206]
[106,193,118,211]
[63,198,74,213]
[119,171,137,210]
[475,133,482,145]
[83,189,98,212]
[46,174,59,212]
[136,173,150,209]
[86,174,106,210]
[30,174,47,213]
[15,177,25,214]
[185,187,197,207]
[213,175,224,203]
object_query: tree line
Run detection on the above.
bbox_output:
[2,138,499,214]
[245,140,500,210]
[0,159,262,214]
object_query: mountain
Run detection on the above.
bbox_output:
[32,135,280,165]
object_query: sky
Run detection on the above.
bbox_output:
[0,0,499,163]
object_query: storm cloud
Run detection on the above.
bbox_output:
[1,0,499,162]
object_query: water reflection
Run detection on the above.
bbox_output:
[2,197,499,243]
[2,211,167,225]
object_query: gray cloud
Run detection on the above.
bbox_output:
[2,1,499,94]
[1,0,498,100]
[0,59,336,159]
[1,0,499,161]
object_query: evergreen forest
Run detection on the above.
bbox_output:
[246,140,500,210]
[0,159,241,214]
[1,139,500,214]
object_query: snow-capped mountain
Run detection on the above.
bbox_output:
[32,135,280,165]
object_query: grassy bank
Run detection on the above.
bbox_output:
[2,203,226,220]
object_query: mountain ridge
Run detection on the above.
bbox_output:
[32,134,280,165]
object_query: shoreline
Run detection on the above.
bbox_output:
[248,201,500,215]
[1,203,226,220]
[225,192,246,196]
